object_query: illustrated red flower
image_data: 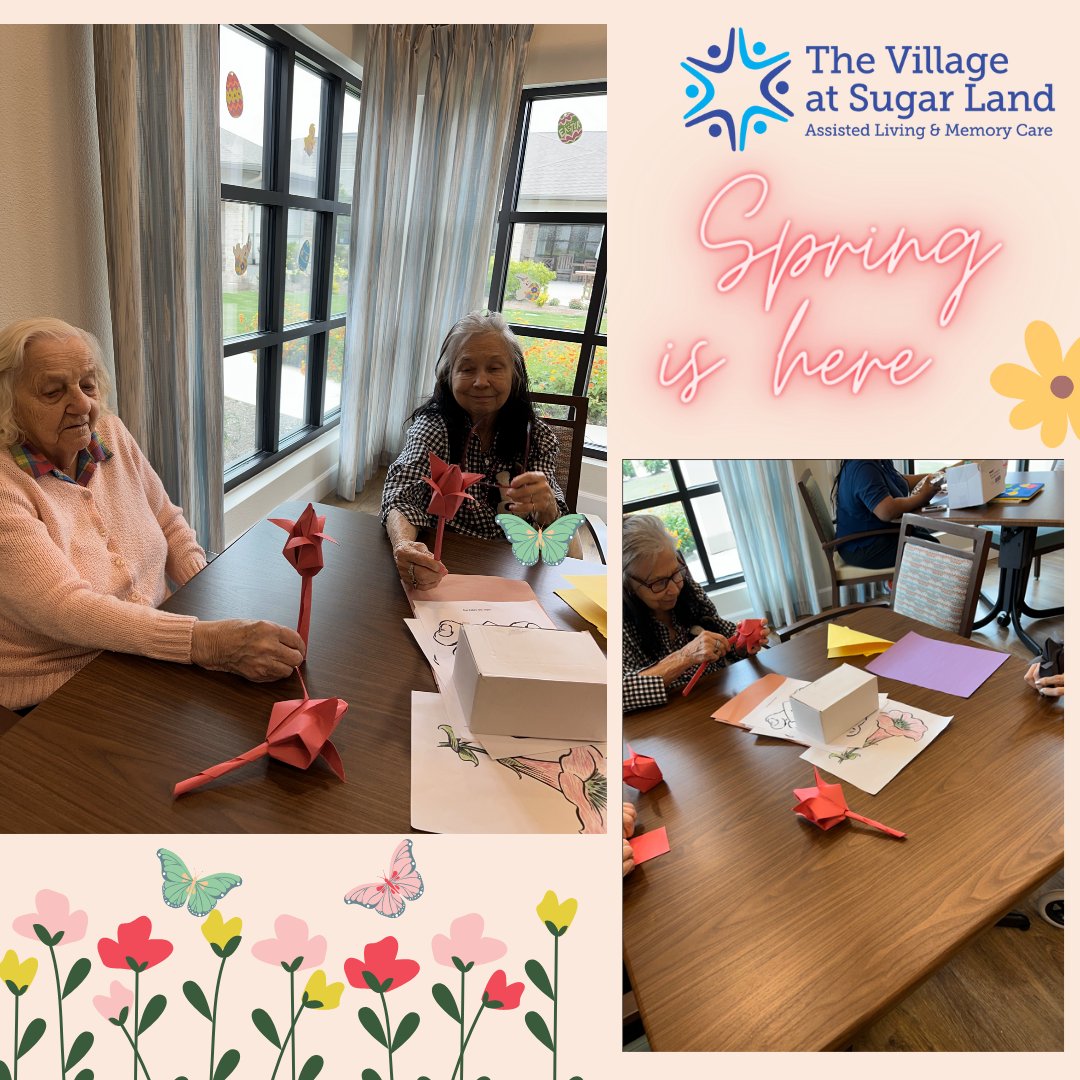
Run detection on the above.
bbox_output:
[482,969,524,1010]
[344,936,419,993]
[97,917,173,972]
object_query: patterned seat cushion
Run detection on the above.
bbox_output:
[891,543,970,633]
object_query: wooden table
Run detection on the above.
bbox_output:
[922,470,1064,653]
[0,503,604,833]
[622,608,1063,1051]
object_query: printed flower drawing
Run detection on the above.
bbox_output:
[501,745,607,834]
[990,321,1080,447]
[863,709,927,746]
[97,917,172,972]
[346,937,421,1080]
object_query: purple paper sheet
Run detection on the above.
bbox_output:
[866,631,1008,697]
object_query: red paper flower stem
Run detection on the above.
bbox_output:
[681,660,709,697]
[172,743,271,797]
[296,668,309,701]
[297,576,313,649]
[845,811,906,838]
[433,516,447,563]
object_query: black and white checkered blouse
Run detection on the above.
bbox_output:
[623,577,738,713]
[380,411,568,540]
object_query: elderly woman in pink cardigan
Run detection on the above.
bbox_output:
[0,317,305,712]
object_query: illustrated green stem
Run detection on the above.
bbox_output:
[133,969,140,1080]
[289,972,296,1080]
[119,1023,153,1080]
[13,991,19,1080]
[48,945,67,1078]
[380,991,395,1080]
[458,971,466,1080]
[269,1001,306,1080]
[552,936,559,1080]
[209,954,227,1080]
[450,1004,485,1080]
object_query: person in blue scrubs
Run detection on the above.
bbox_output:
[832,460,942,569]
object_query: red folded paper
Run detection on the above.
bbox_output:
[269,503,337,648]
[425,453,484,562]
[623,744,663,793]
[174,673,347,797]
[792,768,905,838]
[683,618,769,697]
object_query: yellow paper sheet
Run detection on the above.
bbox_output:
[555,587,608,637]
[561,574,608,612]
[826,623,893,658]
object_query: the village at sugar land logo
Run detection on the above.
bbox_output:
[681,29,793,150]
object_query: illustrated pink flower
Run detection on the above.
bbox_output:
[93,980,133,1021]
[481,969,524,1010]
[251,915,326,971]
[12,889,87,945]
[432,914,506,969]
[345,936,419,993]
[502,745,607,834]
[97,917,172,971]
[864,710,928,746]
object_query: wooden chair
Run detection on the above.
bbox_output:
[780,514,990,641]
[554,253,574,280]
[796,468,896,607]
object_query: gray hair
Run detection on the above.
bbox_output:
[434,310,526,390]
[623,513,679,587]
[0,318,111,448]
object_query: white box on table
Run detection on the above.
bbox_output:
[451,624,606,742]
[945,460,1007,508]
[789,664,878,745]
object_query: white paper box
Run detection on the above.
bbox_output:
[789,664,878,745]
[945,460,1007,509]
[452,624,606,741]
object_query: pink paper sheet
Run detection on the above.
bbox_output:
[628,827,670,865]
[406,574,538,606]
[711,672,787,727]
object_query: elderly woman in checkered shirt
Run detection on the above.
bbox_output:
[623,514,768,713]
[381,311,568,590]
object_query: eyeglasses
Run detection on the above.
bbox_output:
[630,563,688,595]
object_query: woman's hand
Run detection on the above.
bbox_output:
[503,471,558,524]
[1025,662,1065,698]
[191,620,306,682]
[622,801,637,838]
[393,540,447,591]
[623,839,636,877]
[680,630,730,668]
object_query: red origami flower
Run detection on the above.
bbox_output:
[424,453,483,518]
[97,917,173,972]
[344,936,419,994]
[481,969,524,1010]
[269,503,336,578]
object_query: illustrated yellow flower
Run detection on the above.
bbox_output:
[536,891,578,935]
[991,321,1080,447]
[201,910,243,952]
[303,969,343,1010]
[0,949,37,995]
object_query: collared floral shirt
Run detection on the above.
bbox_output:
[9,432,112,487]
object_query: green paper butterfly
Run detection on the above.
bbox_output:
[157,848,243,917]
[495,513,586,566]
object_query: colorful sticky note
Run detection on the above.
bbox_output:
[628,827,670,865]
[827,623,893,658]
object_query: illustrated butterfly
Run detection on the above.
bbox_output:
[157,849,243,918]
[343,839,424,919]
[494,513,586,567]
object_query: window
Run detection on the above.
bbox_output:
[622,461,744,589]
[219,25,360,487]
[488,84,608,454]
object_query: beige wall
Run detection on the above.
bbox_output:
[0,25,113,362]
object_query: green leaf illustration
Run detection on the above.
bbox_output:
[251,1008,281,1048]
[221,937,242,959]
[431,982,460,1022]
[213,1049,241,1080]
[137,994,167,1035]
[183,980,213,1021]
[391,1011,420,1051]
[525,1010,553,1051]
[65,1030,94,1070]
[62,957,91,999]
[357,1006,388,1047]
[525,959,554,1000]
[17,1017,46,1058]
[0,1059,12,1080]
[361,969,382,993]
[73,1069,93,1080]
[32,924,54,947]
[360,1070,383,1080]
[298,1055,324,1080]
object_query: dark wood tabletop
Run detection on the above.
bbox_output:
[0,503,605,833]
[622,608,1063,1051]
[921,470,1063,528]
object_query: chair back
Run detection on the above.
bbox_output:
[797,469,836,545]
[891,514,989,636]
[555,253,574,279]
[526,392,589,512]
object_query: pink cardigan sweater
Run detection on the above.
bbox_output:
[0,414,207,709]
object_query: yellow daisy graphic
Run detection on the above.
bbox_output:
[991,321,1079,447]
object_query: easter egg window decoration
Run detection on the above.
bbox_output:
[557,111,583,144]
[224,70,244,118]
[297,238,312,273]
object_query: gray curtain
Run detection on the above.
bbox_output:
[94,25,224,552]
[337,24,533,499]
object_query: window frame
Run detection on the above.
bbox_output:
[622,460,745,590]
[221,24,360,491]
[487,81,608,459]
